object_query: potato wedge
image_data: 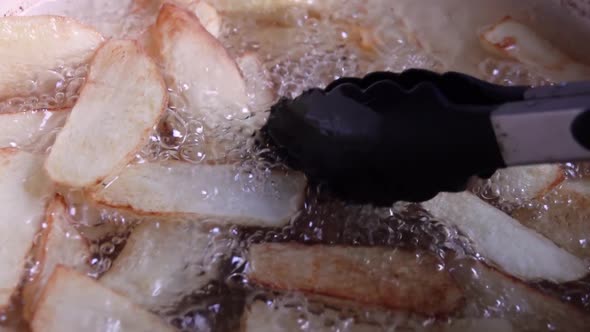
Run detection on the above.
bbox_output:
[512,180,590,259]
[192,1,221,38]
[451,260,590,332]
[422,192,587,282]
[155,4,250,136]
[0,110,68,150]
[22,196,90,321]
[45,39,167,188]
[484,164,564,205]
[135,0,221,37]
[391,0,590,77]
[30,266,175,332]
[243,300,516,332]
[242,300,380,332]
[0,15,103,101]
[236,52,276,114]
[211,0,337,14]
[246,243,464,315]
[0,149,53,312]
[100,220,226,311]
[480,17,590,82]
[92,161,306,227]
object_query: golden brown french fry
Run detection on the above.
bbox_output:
[246,243,464,315]
[45,39,167,188]
[99,220,227,311]
[0,149,53,313]
[422,192,587,282]
[91,161,306,227]
[0,15,103,101]
[512,180,590,259]
[22,196,90,321]
[30,266,175,332]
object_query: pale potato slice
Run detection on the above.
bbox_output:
[0,109,68,150]
[45,39,167,188]
[135,0,221,37]
[484,164,564,205]
[242,300,381,332]
[391,0,590,78]
[155,3,248,126]
[211,0,337,14]
[100,220,227,311]
[192,1,221,38]
[512,179,590,259]
[243,300,516,332]
[0,15,103,101]
[246,243,464,315]
[422,192,587,282]
[452,260,590,332]
[480,17,590,82]
[0,149,53,312]
[22,196,90,321]
[236,52,276,113]
[441,319,515,332]
[30,266,175,332]
[92,161,306,227]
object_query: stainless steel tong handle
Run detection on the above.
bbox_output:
[492,82,590,166]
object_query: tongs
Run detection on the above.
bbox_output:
[261,69,590,205]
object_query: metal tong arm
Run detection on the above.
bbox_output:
[491,81,590,166]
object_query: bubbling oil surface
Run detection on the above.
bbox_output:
[1,0,588,331]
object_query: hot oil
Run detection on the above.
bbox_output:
[2,0,589,331]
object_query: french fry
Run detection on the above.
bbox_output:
[91,161,306,227]
[246,243,464,315]
[210,0,338,15]
[156,3,247,119]
[241,300,381,332]
[391,0,590,78]
[236,52,276,114]
[45,39,167,188]
[22,196,90,321]
[30,266,175,332]
[451,260,590,332]
[99,220,226,311]
[480,17,590,82]
[242,300,516,332]
[155,4,257,159]
[0,110,68,150]
[512,179,590,259]
[192,1,221,38]
[0,15,103,101]
[422,192,587,282]
[484,164,564,205]
[0,149,53,312]
[135,0,221,38]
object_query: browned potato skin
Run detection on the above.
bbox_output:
[247,243,464,316]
